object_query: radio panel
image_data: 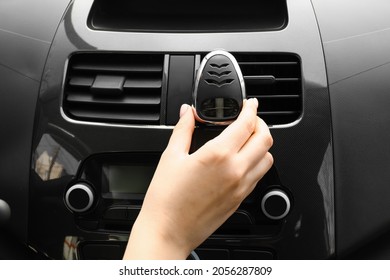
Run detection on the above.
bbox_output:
[64,153,291,242]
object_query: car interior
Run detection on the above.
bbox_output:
[1,0,390,259]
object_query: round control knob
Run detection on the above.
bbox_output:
[65,183,94,213]
[0,199,11,224]
[261,189,291,220]
[187,250,200,260]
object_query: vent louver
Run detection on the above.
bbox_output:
[235,53,302,125]
[63,53,165,125]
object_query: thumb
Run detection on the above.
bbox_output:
[166,104,195,154]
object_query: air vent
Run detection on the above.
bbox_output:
[63,53,165,125]
[234,53,302,125]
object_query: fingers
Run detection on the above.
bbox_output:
[235,116,273,197]
[237,117,273,169]
[166,104,195,155]
[211,98,259,153]
[244,152,274,195]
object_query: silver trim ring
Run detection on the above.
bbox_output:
[261,190,291,220]
[0,199,11,223]
[65,183,94,213]
[189,250,200,260]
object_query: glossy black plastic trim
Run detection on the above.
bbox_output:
[88,0,288,33]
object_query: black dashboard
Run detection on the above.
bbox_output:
[0,0,390,259]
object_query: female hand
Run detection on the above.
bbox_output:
[123,98,273,259]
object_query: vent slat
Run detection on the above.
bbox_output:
[244,75,276,85]
[237,53,302,125]
[239,61,298,66]
[64,53,164,125]
[72,63,163,73]
[275,78,300,82]
[124,78,162,89]
[244,76,300,84]
[253,95,300,99]
[66,93,161,105]
[259,111,300,115]
[68,109,160,122]
[69,76,95,87]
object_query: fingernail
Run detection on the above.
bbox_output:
[179,104,190,118]
[251,98,259,108]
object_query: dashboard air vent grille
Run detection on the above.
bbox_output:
[234,53,302,125]
[63,53,165,125]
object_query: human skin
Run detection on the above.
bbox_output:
[123,98,273,259]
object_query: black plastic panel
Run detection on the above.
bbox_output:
[312,0,390,257]
[0,0,71,81]
[78,241,126,260]
[166,56,195,125]
[330,64,390,256]
[0,231,37,260]
[0,0,71,246]
[0,66,40,242]
[311,0,390,85]
[88,0,288,33]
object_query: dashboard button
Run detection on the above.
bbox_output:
[81,243,123,260]
[65,183,94,213]
[261,189,291,220]
[232,250,274,260]
[195,248,230,260]
[225,211,253,225]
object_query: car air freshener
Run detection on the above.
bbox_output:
[193,50,246,125]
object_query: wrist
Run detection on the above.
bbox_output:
[123,212,191,260]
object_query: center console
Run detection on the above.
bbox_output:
[28,0,333,259]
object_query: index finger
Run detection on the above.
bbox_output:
[212,98,259,153]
